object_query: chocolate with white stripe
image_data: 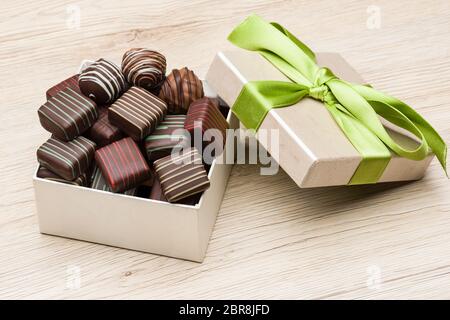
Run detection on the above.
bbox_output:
[38,87,98,141]
[158,67,204,114]
[37,166,89,187]
[79,59,127,105]
[153,147,210,203]
[85,107,123,148]
[95,137,151,192]
[144,114,189,161]
[46,74,81,100]
[109,86,167,141]
[37,136,96,180]
[122,48,166,93]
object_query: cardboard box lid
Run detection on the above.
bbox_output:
[205,50,433,188]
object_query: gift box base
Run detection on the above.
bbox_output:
[33,81,239,262]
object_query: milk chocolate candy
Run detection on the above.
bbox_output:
[37,136,96,180]
[79,59,127,105]
[37,166,89,187]
[38,87,98,141]
[109,86,167,141]
[95,137,151,192]
[90,165,137,196]
[153,147,210,203]
[184,97,229,149]
[46,74,81,100]
[122,48,166,92]
[85,107,123,148]
[158,67,204,114]
[144,115,189,161]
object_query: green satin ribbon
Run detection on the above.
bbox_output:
[228,15,447,184]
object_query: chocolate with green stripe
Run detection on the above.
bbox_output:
[144,114,189,161]
[37,136,96,180]
[38,87,98,141]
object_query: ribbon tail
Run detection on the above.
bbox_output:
[353,84,447,174]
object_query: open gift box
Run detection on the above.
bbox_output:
[34,78,239,262]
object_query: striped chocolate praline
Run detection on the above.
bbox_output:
[122,48,166,93]
[85,107,123,148]
[46,74,81,100]
[94,137,151,192]
[153,147,210,203]
[158,67,204,114]
[144,114,188,161]
[37,136,96,181]
[109,86,167,141]
[79,59,127,105]
[38,87,98,141]
[90,165,137,196]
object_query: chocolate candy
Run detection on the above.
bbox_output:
[90,165,137,196]
[95,137,151,192]
[158,67,204,114]
[37,136,96,180]
[79,59,127,105]
[122,48,166,92]
[184,97,229,147]
[144,115,188,161]
[108,86,167,141]
[85,107,123,148]
[46,74,81,100]
[38,87,98,141]
[153,147,210,203]
[149,176,201,205]
[37,166,89,187]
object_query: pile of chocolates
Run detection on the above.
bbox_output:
[36,48,229,205]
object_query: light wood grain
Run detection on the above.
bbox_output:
[0,0,449,299]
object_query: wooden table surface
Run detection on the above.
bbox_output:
[1,0,449,299]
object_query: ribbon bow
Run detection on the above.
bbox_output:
[228,15,447,184]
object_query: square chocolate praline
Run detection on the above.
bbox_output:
[46,74,81,100]
[153,147,210,203]
[184,97,229,149]
[38,87,98,141]
[95,137,151,193]
[85,107,123,148]
[37,166,90,187]
[37,136,96,181]
[108,86,167,141]
[144,115,189,161]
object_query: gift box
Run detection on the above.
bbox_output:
[34,70,239,262]
[205,15,446,187]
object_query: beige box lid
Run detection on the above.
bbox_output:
[206,50,433,187]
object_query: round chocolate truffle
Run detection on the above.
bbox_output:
[158,67,204,114]
[122,48,166,92]
[79,58,126,105]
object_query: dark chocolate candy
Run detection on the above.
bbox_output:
[158,67,204,114]
[153,147,210,203]
[37,166,89,187]
[122,48,166,92]
[144,115,189,161]
[79,59,127,105]
[184,97,229,150]
[85,107,123,148]
[37,136,96,180]
[38,87,98,141]
[108,86,167,141]
[46,74,81,100]
[95,137,151,192]
[90,165,137,196]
